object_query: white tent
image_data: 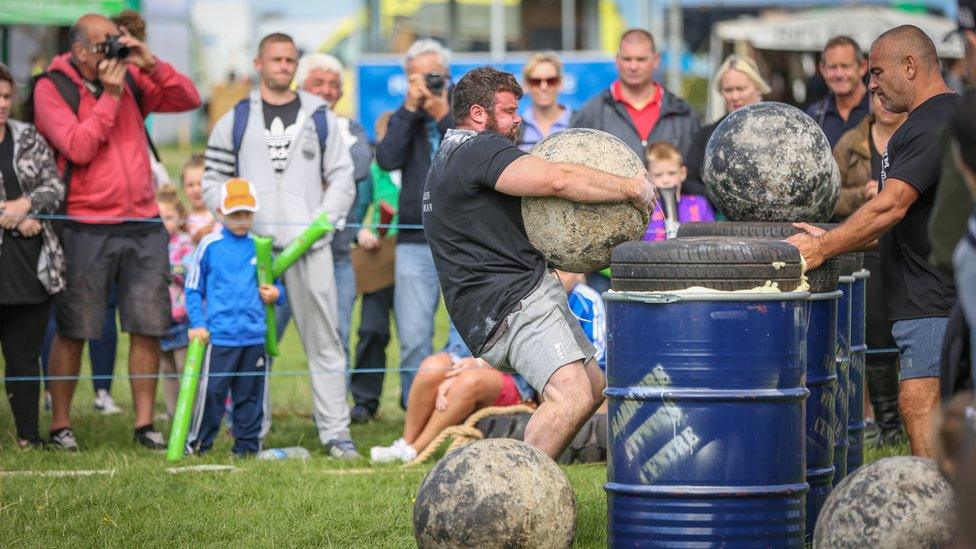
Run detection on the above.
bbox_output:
[706,6,963,119]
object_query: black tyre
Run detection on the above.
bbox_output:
[557,413,608,464]
[674,221,842,292]
[676,221,838,239]
[475,413,532,440]
[610,237,804,292]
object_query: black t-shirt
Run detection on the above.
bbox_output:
[879,92,958,320]
[263,97,302,175]
[422,129,542,356]
[0,125,47,304]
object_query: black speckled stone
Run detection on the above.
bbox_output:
[522,128,651,273]
[413,439,577,548]
[704,102,840,222]
[813,456,956,548]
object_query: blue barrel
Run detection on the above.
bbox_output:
[805,290,840,542]
[605,291,809,546]
[848,270,868,473]
[833,275,854,486]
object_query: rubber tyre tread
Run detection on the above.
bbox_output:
[475,413,532,441]
[557,413,608,464]
[676,221,838,239]
[670,222,840,292]
[611,237,803,291]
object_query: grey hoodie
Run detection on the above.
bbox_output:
[203,89,355,250]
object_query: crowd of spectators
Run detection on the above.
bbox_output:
[1,9,975,481]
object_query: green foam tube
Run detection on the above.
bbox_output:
[271,212,333,279]
[254,236,279,358]
[166,337,206,461]
[600,267,611,278]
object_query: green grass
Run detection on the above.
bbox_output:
[0,145,907,545]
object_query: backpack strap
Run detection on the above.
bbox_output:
[311,106,329,151]
[230,98,251,176]
[122,71,161,162]
[34,70,80,188]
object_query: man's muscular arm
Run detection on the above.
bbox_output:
[494,155,655,210]
[787,178,919,269]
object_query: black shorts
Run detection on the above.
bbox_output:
[55,224,171,339]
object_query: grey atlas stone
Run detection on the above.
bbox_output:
[813,456,956,548]
[704,102,840,222]
[522,128,651,272]
[413,438,577,549]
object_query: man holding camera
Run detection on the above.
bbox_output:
[33,13,200,451]
[375,39,454,408]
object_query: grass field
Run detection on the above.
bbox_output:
[0,146,909,546]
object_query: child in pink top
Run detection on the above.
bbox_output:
[181,153,220,244]
[642,141,715,241]
[157,184,195,419]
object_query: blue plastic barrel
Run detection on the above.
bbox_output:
[848,270,868,473]
[605,290,810,547]
[805,290,840,542]
[833,275,854,486]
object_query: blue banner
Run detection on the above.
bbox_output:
[357,58,618,142]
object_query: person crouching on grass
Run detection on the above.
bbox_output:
[184,178,283,457]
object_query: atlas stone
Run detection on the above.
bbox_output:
[413,438,577,549]
[813,456,956,548]
[522,128,651,272]
[704,102,840,222]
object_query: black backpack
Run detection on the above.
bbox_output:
[23,68,161,187]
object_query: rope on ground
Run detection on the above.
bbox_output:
[404,403,537,467]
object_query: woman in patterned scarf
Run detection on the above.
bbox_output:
[0,62,66,448]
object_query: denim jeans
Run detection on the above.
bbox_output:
[955,233,976,381]
[333,254,356,364]
[394,242,441,408]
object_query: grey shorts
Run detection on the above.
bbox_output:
[479,271,597,396]
[55,224,171,339]
[892,316,949,380]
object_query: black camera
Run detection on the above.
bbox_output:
[425,72,446,94]
[95,35,130,60]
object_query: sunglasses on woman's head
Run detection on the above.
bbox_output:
[527,76,561,87]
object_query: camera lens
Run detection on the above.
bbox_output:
[426,72,445,94]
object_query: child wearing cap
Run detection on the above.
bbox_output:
[184,178,283,457]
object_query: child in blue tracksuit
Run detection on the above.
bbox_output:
[185,178,282,456]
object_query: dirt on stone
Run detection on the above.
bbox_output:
[413,438,577,548]
[522,129,650,273]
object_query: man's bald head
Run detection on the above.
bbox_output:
[868,25,946,113]
[68,14,121,78]
[619,28,656,53]
[873,25,940,73]
[69,14,117,49]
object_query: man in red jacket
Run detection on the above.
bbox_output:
[33,13,200,451]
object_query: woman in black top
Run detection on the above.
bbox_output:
[685,54,771,203]
[0,63,66,448]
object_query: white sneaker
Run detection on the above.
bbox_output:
[93,389,123,415]
[370,438,417,463]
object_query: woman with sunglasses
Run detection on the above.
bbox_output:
[684,54,771,204]
[518,52,571,151]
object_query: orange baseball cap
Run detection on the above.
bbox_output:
[220,178,259,214]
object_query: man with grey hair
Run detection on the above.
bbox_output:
[789,25,958,458]
[375,39,453,410]
[294,54,371,399]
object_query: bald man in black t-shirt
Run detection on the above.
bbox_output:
[789,25,958,458]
